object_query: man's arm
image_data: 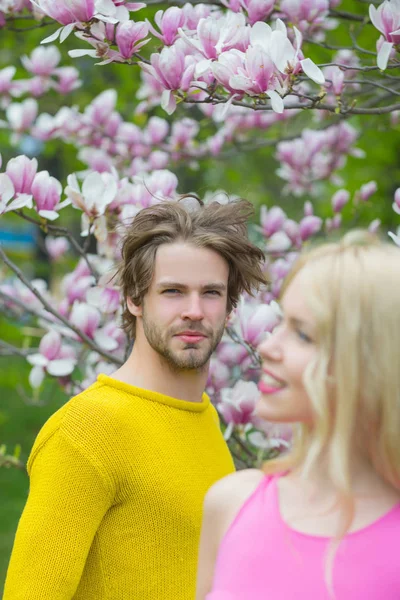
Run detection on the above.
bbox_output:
[4,429,114,600]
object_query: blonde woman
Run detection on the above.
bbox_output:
[196,231,400,600]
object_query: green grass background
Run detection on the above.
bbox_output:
[0,352,67,594]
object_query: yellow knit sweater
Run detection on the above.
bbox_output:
[4,374,235,600]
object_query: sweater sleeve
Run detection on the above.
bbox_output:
[3,428,114,600]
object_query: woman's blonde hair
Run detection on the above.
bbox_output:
[263,230,400,589]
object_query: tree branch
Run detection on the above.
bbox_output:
[0,340,34,358]
[0,246,122,366]
[15,210,98,281]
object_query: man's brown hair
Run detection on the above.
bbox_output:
[118,196,266,338]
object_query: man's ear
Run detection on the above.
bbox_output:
[127,297,142,317]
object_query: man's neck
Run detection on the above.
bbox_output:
[111,343,209,403]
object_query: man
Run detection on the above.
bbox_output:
[4,196,265,600]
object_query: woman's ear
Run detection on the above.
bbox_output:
[127,297,142,317]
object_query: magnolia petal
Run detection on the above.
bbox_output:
[249,21,272,51]
[68,49,98,58]
[223,420,234,441]
[388,231,400,247]
[368,4,380,33]
[300,58,325,84]
[47,358,76,377]
[27,353,49,367]
[267,90,284,114]
[60,23,76,43]
[275,18,287,34]
[38,209,60,220]
[0,173,15,203]
[5,194,33,212]
[93,330,119,350]
[41,27,63,45]
[194,59,212,78]
[377,41,393,71]
[29,365,45,388]
[161,89,176,115]
[229,74,251,92]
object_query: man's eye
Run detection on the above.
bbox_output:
[205,290,221,296]
[162,289,180,294]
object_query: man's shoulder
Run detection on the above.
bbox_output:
[30,378,128,461]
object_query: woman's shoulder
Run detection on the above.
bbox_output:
[203,469,267,534]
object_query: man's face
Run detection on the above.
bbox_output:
[130,242,229,372]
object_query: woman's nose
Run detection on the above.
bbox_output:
[257,331,282,362]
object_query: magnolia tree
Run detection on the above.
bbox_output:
[1,0,400,469]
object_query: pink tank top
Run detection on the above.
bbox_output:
[207,475,400,599]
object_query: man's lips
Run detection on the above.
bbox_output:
[174,331,207,343]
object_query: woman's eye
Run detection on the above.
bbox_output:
[296,329,312,343]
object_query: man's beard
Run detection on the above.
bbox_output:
[142,310,226,372]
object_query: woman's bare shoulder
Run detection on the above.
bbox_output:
[204,468,266,523]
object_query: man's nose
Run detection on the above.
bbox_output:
[181,294,204,321]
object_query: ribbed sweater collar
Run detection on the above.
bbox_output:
[97,374,210,413]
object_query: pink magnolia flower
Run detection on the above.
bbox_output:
[250,20,325,86]
[368,218,381,233]
[143,116,169,145]
[66,171,118,217]
[228,45,282,111]
[299,215,322,240]
[6,98,38,132]
[69,301,101,339]
[84,89,117,126]
[169,117,199,148]
[140,42,196,114]
[96,319,126,351]
[54,66,82,93]
[324,65,345,95]
[0,173,33,215]
[358,180,378,202]
[393,187,400,214]
[61,259,95,305]
[6,155,37,195]
[280,0,329,27]
[233,296,280,347]
[86,281,121,313]
[325,214,342,233]
[181,2,215,31]
[115,20,149,59]
[241,0,275,25]
[133,169,179,203]
[331,188,350,213]
[206,357,231,395]
[259,205,286,237]
[0,66,17,106]
[266,231,292,252]
[27,330,77,388]
[212,49,247,95]
[45,236,70,260]
[218,380,260,434]
[180,12,249,60]
[21,45,61,76]
[31,171,65,220]
[369,0,400,70]
[36,0,131,44]
[147,7,185,46]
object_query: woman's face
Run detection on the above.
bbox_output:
[256,271,318,424]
